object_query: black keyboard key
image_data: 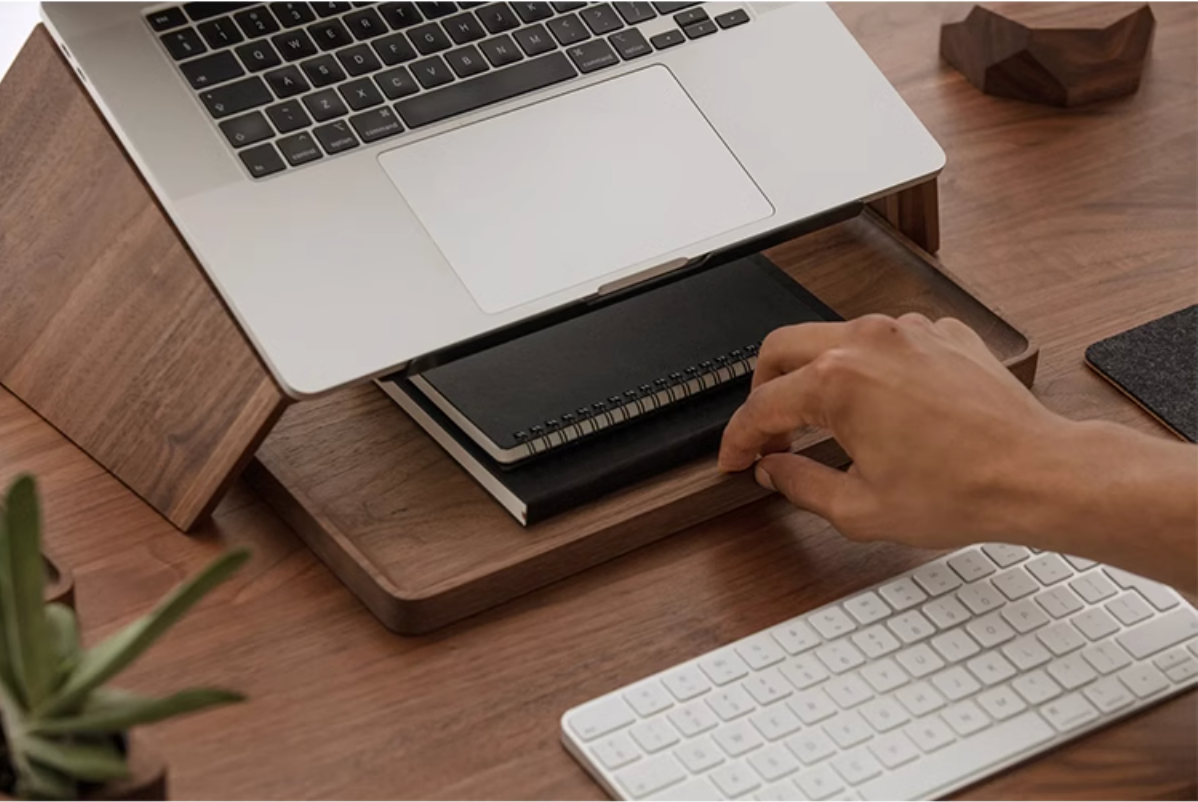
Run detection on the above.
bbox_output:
[651,2,697,12]
[613,2,655,24]
[378,2,422,29]
[581,4,623,34]
[197,17,244,48]
[421,3,459,19]
[445,44,489,77]
[309,19,353,50]
[272,29,318,60]
[240,142,286,177]
[219,110,273,147]
[673,7,706,26]
[301,54,347,86]
[266,99,313,132]
[479,34,522,66]
[607,28,650,60]
[161,28,207,60]
[184,3,255,22]
[375,65,419,98]
[274,3,317,27]
[547,14,589,45]
[304,88,350,121]
[310,2,351,18]
[512,2,552,23]
[349,106,404,142]
[340,76,386,109]
[409,23,452,54]
[683,19,715,38]
[566,39,617,72]
[235,7,280,37]
[200,75,273,117]
[551,2,586,10]
[277,130,324,165]
[514,24,556,55]
[345,7,389,39]
[715,8,749,28]
[411,55,455,88]
[443,11,486,43]
[236,40,283,72]
[396,51,574,128]
[337,43,382,75]
[476,3,520,33]
[147,8,188,31]
[264,65,311,96]
[649,28,683,49]
[373,32,417,64]
[313,119,360,153]
[180,50,245,89]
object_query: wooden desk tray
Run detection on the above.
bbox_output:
[248,212,1038,634]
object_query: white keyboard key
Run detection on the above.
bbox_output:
[709,762,761,798]
[895,681,946,717]
[826,673,875,709]
[966,612,1016,648]
[795,764,844,800]
[895,643,945,678]
[1064,555,1097,571]
[738,634,788,670]
[1070,572,1117,604]
[1118,663,1170,698]
[713,719,764,757]
[1164,656,1198,683]
[981,543,1030,568]
[788,689,838,725]
[1071,607,1120,641]
[832,748,883,785]
[1082,641,1133,675]
[780,654,830,690]
[965,652,1017,686]
[809,607,858,640]
[931,666,981,701]
[749,743,802,783]
[903,716,956,753]
[913,562,962,596]
[930,628,981,663]
[1190,640,1198,657]
[591,732,641,770]
[941,699,990,736]
[992,568,1038,601]
[816,640,867,674]
[661,664,711,702]
[957,580,1006,614]
[770,619,822,655]
[844,591,892,625]
[1083,676,1135,713]
[976,684,1027,721]
[1047,654,1098,690]
[1117,607,1198,659]
[1026,553,1073,586]
[1105,567,1181,611]
[649,778,722,801]
[750,705,803,741]
[868,731,920,768]
[852,625,902,659]
[630,717,681,754]
[743,667,794,706]
[569,696,636,741]
[878,577,927,611]
[1035,585,1084,619]
[1001,599,1050,633]
[1106,591,1154,626]
[1040,692,1099,732]
[707,685,755,721]
[860,657,909,694]
[785,729,837,765]
[673,735,724,773]
[859,712,1054,801]
[888,610,937,644]
[859,697,910,732]
[923,596,972,630]
[668,700,719,737]
[947,549,996,583]
[754,781,800,801]
[700,650,751,686]
[1003,635,1052,670]
[1153,648,1192,672]
[824,711,873,748]
[1037,621,1086,656]
[625,681,675,717]
[616,753,688,799]
[1012,669,1062,705]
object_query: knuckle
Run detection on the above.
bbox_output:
[809,349,853,384]
[852,314,898,340]
[898,312,933,328]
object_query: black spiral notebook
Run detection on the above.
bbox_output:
[380,255,839,524]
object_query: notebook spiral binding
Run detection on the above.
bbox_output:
[511,342,761,459]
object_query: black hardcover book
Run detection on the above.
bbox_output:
[380,255,840,524]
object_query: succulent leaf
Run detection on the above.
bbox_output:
[0,476,51,709]
[44,604,80,690]
[19,759,76,801]
[23,735,129,783]
[31,687,243,736]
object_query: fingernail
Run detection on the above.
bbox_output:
[754,462,775,492]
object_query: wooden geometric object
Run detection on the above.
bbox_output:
[941,3,1155,107]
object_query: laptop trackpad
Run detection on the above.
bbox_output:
[379,65,774,314]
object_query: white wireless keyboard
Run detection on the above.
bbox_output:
[561,544,1198,801]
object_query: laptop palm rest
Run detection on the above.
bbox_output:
[378,65,774,315]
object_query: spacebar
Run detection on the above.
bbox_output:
[858,712,1055,801]
[396,54,578,129]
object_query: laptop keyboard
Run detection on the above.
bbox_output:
[146,2,753,179]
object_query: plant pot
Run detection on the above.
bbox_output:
[43,552,74,609]
[0,732,167,801]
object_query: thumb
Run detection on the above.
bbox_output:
[755,453,860,524]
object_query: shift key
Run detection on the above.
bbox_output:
[1117,608,1198,659]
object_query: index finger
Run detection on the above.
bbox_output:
[753,321,853,390]
[719,365,829,471]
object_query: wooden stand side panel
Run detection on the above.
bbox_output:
[0,29,287,531]
[869,179,940,254]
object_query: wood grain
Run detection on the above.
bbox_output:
[0,28,287,532]
[0,3,1192,800]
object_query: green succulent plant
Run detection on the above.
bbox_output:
[0,475,248,800]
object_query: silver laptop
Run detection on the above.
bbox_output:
[42,1,944,398]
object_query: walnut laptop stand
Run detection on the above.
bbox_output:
[0,29,1036,633]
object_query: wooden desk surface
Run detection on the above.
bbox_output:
[0,3,1194,799]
